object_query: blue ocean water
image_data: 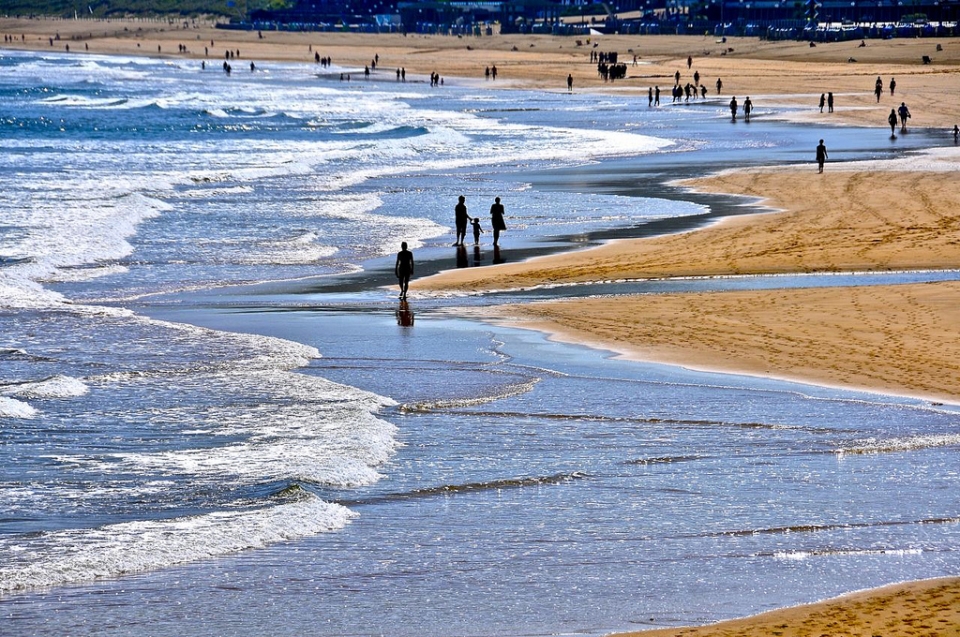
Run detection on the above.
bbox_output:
[1,49,959,636]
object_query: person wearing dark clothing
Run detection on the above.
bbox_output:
[819,93,826,113]
[827,92,834,113]
[898,102,911,131]
[888,109,899,137]
[470,217,484,245]
[816,139,828,173]
[489,196,507,246]
[455,195,470,246]
[729,96,738,121]
[395,242,414,299]
[743,97,753,122]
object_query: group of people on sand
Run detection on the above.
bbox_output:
[818,92,835,113]
[394,195,507,300]
[875,75,897,102]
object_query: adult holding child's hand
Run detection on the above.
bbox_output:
[490,196,506,247]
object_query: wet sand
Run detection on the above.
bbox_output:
[616,577,960,637]
[422,158,960,403]
[5,17,960,636]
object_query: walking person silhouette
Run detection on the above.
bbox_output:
[395,241,414,300]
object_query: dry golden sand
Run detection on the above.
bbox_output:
[616,577,960,637]
[4,18,959,636]
[421,162,960,402]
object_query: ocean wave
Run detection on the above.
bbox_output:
[180,185,255,198]
[410,471,587,496]
[98,404,398,487]
[39,94,130,108]
[339,472,588,506]
[399,377,541,412]
[237,231,339,265]
[43,263,129,283]
[332,122,431,140]
[712,516,960,539]
[3,374,89,399]
[839,434,960,455]
[0,493,354,595]
[627,455,705,465]
[771,547,924,561]
[0,190,171,308]
[0,396,37,419]
[66,315,400,488]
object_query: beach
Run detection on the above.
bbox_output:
[617,576,960,637]
[7,15,960,129]
[3,17,960,637]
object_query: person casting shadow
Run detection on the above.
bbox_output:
[395,241,414,300]
[454,195,470,246]
[489,196,507,246]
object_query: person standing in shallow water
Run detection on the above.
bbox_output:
[470,217,484,245]
[898,101,911,132]
[454,195,470,246]
[816,139,828,173]
[395,241,414,300]
[489,196,507,246]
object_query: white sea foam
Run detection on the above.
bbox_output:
[4,375,89,399]
[77,364,399,486]
[0,396,37,419]
[0,189,171,308]
[39,94,129,108]
[243,232,340,265]
[0,494,355,594]
[773,547,923,561]
[46,264,130,283]
[839,433,960,455]
[67,315,400,486]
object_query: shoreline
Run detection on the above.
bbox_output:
[419,148,960,404]
[5,17,960,127]
[5,19,960,637]
[612,576,960,637]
